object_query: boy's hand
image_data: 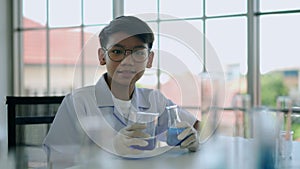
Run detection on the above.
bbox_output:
[113,123,150,155]
[177,121,200,152]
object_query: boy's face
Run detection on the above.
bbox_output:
[98,32,154,87]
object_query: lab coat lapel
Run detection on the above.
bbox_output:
[131,88,150,112]
[94,75,128,129]
[95,75,114,107]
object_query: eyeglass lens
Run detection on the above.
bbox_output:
[107,47,149,62]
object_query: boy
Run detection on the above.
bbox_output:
[43,16,200,163]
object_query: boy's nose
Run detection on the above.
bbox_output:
[122,51,134,64]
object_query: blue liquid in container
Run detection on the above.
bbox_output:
[167,127,186,146]
[130,138,156,150]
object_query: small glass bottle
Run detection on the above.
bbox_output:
[166,105,186,146]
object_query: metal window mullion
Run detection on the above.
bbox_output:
[46,0,50,95]
[203,0,207,72]
[247,0,260,106]
[258,9,300,16]
[81,0,85,87]
[9,0,17,96]
[157,14,247,22]
[156,0,161,90]
[15,0,23,95]
[113,0,124,19]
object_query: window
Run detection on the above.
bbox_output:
[123,0,248,137]
[15,0,300,138]
[206,17,247,106]
[17,0,112,96]
[260,0,300,12]
[206,0,246,16]
[260,13,300,107]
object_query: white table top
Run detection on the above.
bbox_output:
[63,136,300,169]
[2,136,299,169]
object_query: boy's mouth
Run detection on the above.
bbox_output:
[117,69,136,77]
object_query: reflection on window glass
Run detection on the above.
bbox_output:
[260,14,300,74]
[24,66,47,96]
[187,20,203,32]
[23,30,47,95]
[23,30,47,64]
[49,0,81,27]
[138,68,158,89]
[260,14,300,107]
[136,33,159,90]
[49,28,82,94]
[84,0,112,25]
[206,17,247,106]
[206,0,246,16]
[137,33,159,89]
[160,21,203,109]
[206,17,247,74]
[22,0,46,28]
[160,21,204,76]
[160,0,203,19]
[260,0,300,12]
[124,0,157,20]
[83,26,104,86]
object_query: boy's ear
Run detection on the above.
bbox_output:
[98,48,106,65]
[146,51,154,68]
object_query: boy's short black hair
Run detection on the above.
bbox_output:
[99,16,154,49]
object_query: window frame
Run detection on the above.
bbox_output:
[13,0,300,107]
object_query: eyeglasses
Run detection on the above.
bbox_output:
[104,46,150,62]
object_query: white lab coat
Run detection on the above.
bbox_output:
[43,73,196,163]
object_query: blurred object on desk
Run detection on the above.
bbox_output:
[232,94,252,138]
[199,72,225,144]
[253,106,277,169]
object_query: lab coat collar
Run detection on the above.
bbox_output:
[95,73,150,110]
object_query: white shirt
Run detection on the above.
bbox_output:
[43,73,196,163]
[111,95,138,123]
